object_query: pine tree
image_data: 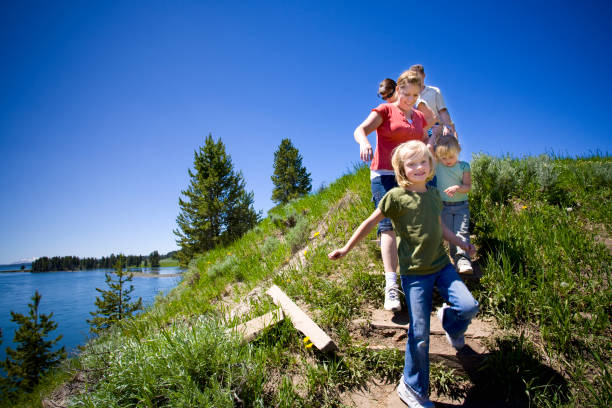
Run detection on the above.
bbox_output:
[150,250,160,267]
[271,138,312,204]
[0,291,66,395]
[87,255,143,335]
[174,134,259,266]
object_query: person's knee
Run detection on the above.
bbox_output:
[459,300,479,320]
[410,318,430,342]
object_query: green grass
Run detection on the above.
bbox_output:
[158,258,179,267]
[470,152,611,406]
[4,155,611,407]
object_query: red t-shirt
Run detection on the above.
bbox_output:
[370,103,427,171]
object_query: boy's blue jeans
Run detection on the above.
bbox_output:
[400,263,479,398]
[441,201,470,261]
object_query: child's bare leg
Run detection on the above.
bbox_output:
[381,230,400,311]
[380,230,398,273]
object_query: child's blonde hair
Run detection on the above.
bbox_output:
[391,141,435,188]
[434,135,461,159]
[396,70,422,90]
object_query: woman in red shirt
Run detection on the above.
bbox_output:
[354,70,428,312]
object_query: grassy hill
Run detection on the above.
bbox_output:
[5,154,611,407]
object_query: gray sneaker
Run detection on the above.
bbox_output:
[397,376,434,408]
[457,258,473,274]
[384,284,401,312]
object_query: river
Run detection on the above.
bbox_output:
[0,267,183,364]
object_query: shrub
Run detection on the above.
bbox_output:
[260,237,281,258]
[207,255,245,281]
[285,216,310,253]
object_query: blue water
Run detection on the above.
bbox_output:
[0,267,183,363]
[0,263,31,272]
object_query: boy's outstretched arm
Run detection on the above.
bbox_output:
[328,209,385,260]
[440,216,476,257]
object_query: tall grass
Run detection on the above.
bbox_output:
[470,153,611,406]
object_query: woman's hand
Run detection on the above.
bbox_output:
[360,143,373,162]
[328,247,348,260]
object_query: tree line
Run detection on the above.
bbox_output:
[174,135,311,266]
[31,250,168,272]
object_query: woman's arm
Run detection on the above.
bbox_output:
[328,209,385,260]
[354,111,383,162]
[441,216,475,256]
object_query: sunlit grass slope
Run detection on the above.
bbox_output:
[6,154,610,407]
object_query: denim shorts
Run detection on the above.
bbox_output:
[371,175,398,235]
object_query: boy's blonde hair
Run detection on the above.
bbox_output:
[396,70,422,90]
[434,135,461,158]
[391,141,435,188]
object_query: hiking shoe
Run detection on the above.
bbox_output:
[457,258,473,274]
[384,284,401,312]
[436,303,465,350]
[397,375,434,408]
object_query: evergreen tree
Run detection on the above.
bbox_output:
[0,291,66,395]
[271,138,312,204]
[87,255,143,335]
[174,134,259,266]
[149,250,160,268]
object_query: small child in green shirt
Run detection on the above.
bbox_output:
[434,135,473,274]
[328,140,478,408]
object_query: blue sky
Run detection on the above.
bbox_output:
[1,1,610,264]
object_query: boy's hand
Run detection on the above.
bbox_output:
[459,242,476,257]
[328,248,348,260]
[444,185,460,197]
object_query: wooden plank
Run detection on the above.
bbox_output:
[266,285,337,352]
[227,308,284,342]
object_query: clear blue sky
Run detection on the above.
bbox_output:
[1,1,610,264]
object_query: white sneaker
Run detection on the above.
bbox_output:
[436,303,465,350]
[384,284,401,312]
[397,375,434,408]
[457,258,473,274]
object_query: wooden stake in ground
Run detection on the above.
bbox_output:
[266,285,337,352]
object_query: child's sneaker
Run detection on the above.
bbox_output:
[384,284,401,312]
[436,303,465,350]
[457,258,473,274]
[397,375,434,408]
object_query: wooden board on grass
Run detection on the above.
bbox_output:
[227,308,284,342]
[266,285,337,352]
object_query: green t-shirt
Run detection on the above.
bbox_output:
[378,186,450,275]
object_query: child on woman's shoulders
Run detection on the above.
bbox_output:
[434,135,473,274]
